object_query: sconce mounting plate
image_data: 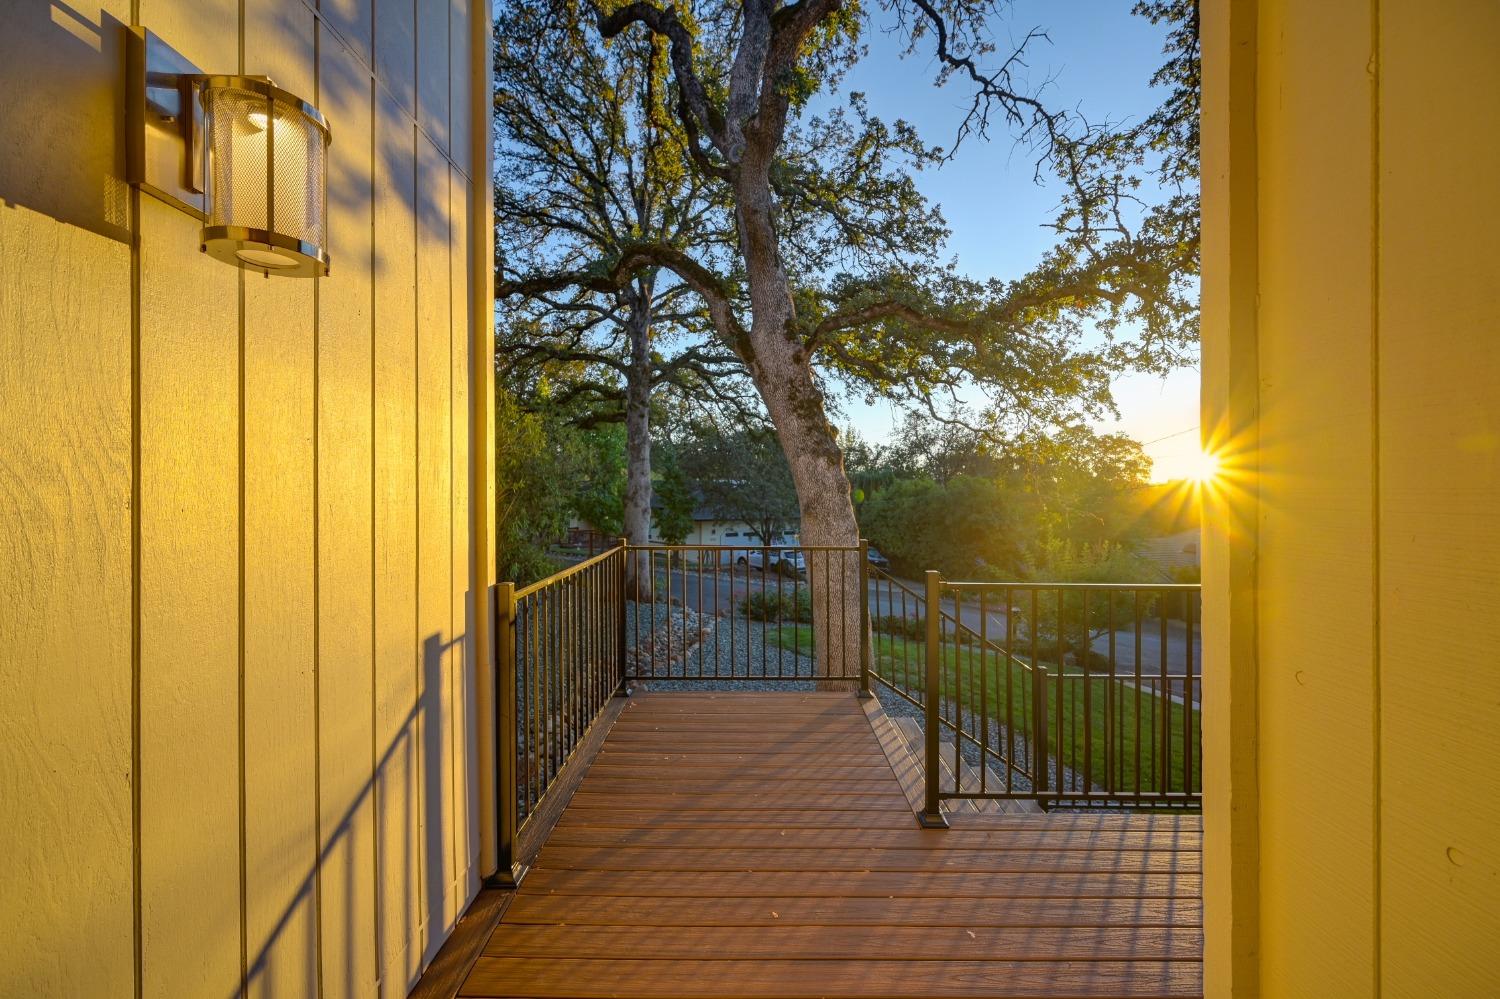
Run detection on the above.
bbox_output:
[126,28,208,219]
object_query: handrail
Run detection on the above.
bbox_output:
[513,542,623,600]
[944,580,1199,592]
[494,546,626,886]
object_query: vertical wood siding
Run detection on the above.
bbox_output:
[1253,1,1379,992]
[0,0,483,995]
[1204,1,1500,994]
[1376,3,1500,992]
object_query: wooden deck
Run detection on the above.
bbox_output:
[458,692,1202,998]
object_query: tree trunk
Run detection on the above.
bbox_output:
[621,297,654,600]
[733,164,863,686]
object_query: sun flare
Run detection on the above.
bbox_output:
[1185,448,1222,484]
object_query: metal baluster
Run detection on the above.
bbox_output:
[920,571,947,827]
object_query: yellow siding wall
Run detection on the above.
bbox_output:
[1202,0,1500,994]
[0,0,485,995]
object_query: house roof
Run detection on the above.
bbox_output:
[1136,529,1201,569]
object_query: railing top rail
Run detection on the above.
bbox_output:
[513,544,623,600]
[868,564,921,599]
[869,565,1036,677]
[942,580,1201,592]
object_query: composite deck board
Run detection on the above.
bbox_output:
[461,958,1200,998]
[536,846,1194,874]
[500,894,1203,928]
[571,776,904,791]
[584,763,900,777]
[459,692,1202,998]
[543,826,1202,851]
[484,924,1204,961]
[590,752,897,766]
[553,807,936,829]
[564,790,914,810]
[520,868,1196,898]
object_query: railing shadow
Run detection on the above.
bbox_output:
[237,628,466,999]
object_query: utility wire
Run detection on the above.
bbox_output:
[1139,426,1200,447]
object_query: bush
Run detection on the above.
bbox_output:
[872,614,996,650]
[1161,564,1202,621]
[740,587,813,622]
[872,613,925,640]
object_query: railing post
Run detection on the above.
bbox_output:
[918,570,948,828]
[616,537,629,695]
[492,580,527,887]
[1033,661,1050,802]
[858,539,872,699]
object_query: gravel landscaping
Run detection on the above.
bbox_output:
[624,600,833,691]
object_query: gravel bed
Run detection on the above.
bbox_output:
[625,600,829,691]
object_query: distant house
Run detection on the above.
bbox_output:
[650,493,799,546]
[1136,528,1201,572]
[565,493,800,548]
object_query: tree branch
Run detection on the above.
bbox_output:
[596,2,729,158]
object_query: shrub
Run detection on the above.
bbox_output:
[1161,564,1202,621]
[872,613,925,640]
[740,587,813,622]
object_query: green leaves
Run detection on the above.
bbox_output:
[853,415,1156,582]
[669,422,801,545]
[651,448,697,543]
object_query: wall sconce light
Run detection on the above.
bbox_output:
[127,29,332,277]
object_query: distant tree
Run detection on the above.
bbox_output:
[838,426,888,507]
[494,2,752,583]
[860,476,1025,579]
[567,424,630,538]
[674,425,800,547]
[883,410,998,486]
[651,448,696,544]
[850,416,1154,579]
[998,425,1153,550]
[495,388,574,585]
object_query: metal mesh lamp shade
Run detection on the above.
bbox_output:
[200,77,331,277]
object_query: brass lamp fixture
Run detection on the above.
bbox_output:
[127,29,332,277]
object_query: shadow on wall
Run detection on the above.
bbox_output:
[2,4,481,994]
[0,4,132,243]
[239,627,474,998]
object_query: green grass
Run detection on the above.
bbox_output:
[767,625,1200,795]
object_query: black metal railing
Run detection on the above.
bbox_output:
[867,571,1202,817]
[621,542,866,685]
[494,545,625,882]
[493,543,1202,877]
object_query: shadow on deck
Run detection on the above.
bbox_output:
[424,692,1202,998]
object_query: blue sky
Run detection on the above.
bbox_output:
[820,0,1201,480]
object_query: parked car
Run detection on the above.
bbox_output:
[736,547,806,577]
[866,546,891,570]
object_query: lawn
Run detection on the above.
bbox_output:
[767,624,1201,796]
